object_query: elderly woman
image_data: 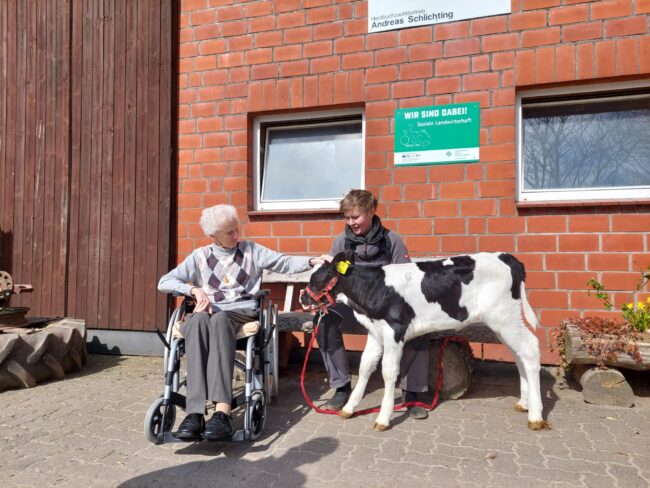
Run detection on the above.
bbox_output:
[158,204,324,441]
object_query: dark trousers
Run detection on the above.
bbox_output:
[180,309,258,415]
[316,302,430,392]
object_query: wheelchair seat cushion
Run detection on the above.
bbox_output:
[236,321,260,339]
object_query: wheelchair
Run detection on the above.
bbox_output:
[144,290,279,444]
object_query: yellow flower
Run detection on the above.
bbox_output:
[646,296,650,304]
[625,303,634,310]
[637,302,645,310]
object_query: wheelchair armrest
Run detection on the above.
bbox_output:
[252,289,270,308]
[172,290,267,314]
[252,289,270,299]
[170,292,196,314]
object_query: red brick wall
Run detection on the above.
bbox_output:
[177,0,650,363]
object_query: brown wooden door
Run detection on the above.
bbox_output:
[0,0,176,331]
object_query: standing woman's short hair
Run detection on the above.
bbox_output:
[339,189,378,214]
[199,204,239,237]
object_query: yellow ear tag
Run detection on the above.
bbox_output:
[336,260,351,275]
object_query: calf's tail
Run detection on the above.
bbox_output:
[520,281,538,329]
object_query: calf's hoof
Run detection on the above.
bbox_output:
[339,409,353,419]
[373,422,391,432]
[528,420,551,431]
[514,402,528,413]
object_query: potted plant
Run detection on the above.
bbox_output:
[551,266,650,406]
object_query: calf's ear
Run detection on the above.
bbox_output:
[333,250,354,275]
[332,251,348,263]
[332,250,355,264]
[343,249,355,264]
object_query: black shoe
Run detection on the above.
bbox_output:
[325,382,351,411]
[403,391,428,420]
[203,411,233,441]
[174,413,205,441]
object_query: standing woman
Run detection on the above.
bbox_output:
[316,189,430,419]
[158,204,325,441]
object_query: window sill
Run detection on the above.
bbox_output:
[247,209,342,218]
[516,199,650,209]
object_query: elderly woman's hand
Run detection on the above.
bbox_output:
[191,286,211,313]
[309,254,332,266]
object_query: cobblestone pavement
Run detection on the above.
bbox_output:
[1,354,649,488]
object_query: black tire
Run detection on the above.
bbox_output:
[144,396,176,444]
[248,391,266,440]
[0,318,87,391]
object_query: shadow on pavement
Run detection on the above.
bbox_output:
[66,353,127,379]
[624,369,650,397]
[451,360,560,419]
[118,436,338,487]
[149,365,329,457]
[288,355,564,428]
[86,335,124,355]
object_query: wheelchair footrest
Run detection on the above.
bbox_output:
[231,429,248,442]
[156,431,185,445]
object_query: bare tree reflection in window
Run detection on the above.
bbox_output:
[523,101,650,190]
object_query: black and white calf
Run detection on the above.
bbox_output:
[301,251,549,432]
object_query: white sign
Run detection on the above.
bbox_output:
[368,0,511,33]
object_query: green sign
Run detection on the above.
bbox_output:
[394,102,480,166]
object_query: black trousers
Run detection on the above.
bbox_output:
[315,302,430,392]
[180,309,258,415]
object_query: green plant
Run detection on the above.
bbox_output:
[587,265,650,333]
[551,265,649,371]
[621,299,650,333]
[586,277,613,310]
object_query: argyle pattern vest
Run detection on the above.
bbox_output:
[196,241,256,307]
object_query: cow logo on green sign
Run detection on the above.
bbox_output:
[394,102,480,166]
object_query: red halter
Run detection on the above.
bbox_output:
[303,276,339,314]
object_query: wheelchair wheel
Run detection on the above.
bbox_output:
[248,391,266,441]
[144,397,176,444]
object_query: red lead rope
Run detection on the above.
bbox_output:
[300,322,470,417]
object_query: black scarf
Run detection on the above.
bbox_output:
[344,215,392,265]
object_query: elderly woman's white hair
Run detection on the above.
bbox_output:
[199,204,239,237]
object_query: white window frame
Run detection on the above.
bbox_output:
[253,108,366,211]
[516,80,650,204]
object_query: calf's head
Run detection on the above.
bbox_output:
[300,251,353,313]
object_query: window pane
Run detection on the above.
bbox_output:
[522,97,650,190]
[261,122,363,202]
